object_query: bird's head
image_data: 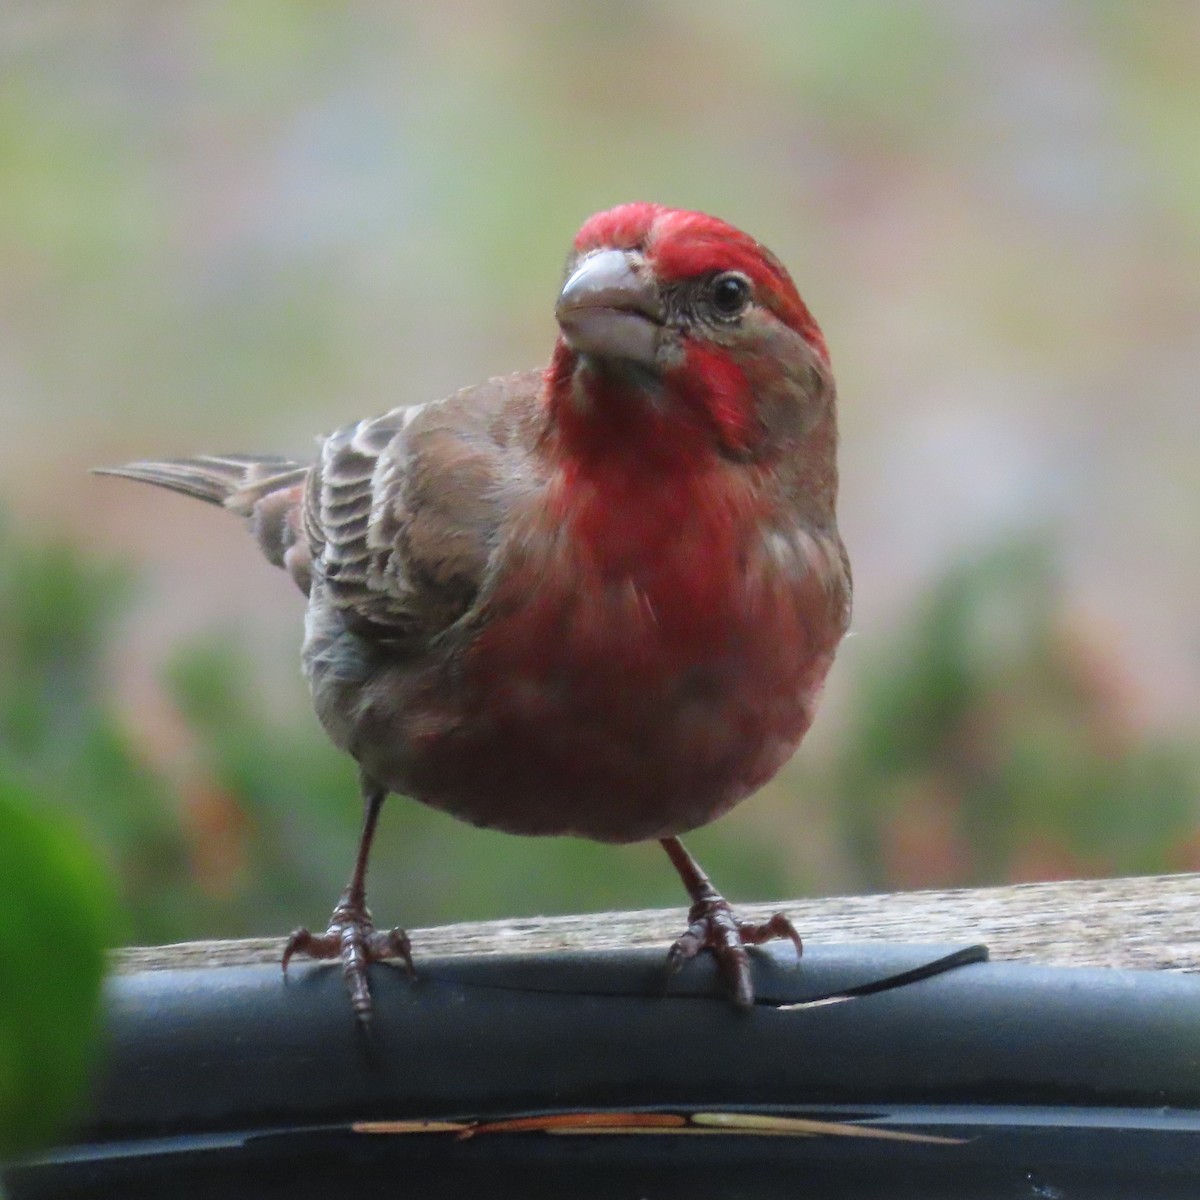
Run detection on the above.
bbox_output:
[548,203,833,462]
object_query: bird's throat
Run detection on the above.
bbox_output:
[544,339,724,471]
[539,339,767,610]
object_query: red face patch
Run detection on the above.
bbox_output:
[572,204,828,361]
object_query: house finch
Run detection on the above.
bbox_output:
[100,203,851,1021]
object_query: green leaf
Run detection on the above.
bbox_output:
[0,777,115,1159]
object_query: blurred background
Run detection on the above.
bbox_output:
[1,0,1198,955]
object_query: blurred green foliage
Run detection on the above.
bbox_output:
[0,518,188,942]
[0,778,114,1159]
[834,538,1199,890]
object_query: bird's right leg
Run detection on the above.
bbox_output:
[282,773,413,1026]
[661,836,802,1007]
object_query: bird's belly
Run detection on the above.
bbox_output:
[349,568,836,843]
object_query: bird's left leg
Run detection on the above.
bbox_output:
[282,773,413,1026]
[660,836,802,1007]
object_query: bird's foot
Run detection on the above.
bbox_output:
[666,894,802,1008]
[282,894,414,1026]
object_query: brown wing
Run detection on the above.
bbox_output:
[307,370,544,646]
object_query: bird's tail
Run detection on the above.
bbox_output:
[94,454,307,511]
[95,454,314,592]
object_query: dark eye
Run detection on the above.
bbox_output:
[709,272,752,318]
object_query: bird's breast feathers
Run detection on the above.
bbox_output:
[464,473,846,728]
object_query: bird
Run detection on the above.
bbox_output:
[98,203,852,1022]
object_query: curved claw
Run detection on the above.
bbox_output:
[666,900,803,1008]
[279,905,414,1027]
[281,926,315,977]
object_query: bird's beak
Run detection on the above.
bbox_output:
[555,249,664,369]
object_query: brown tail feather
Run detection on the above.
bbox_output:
[93,455,308,511]
[95,454,314,594]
